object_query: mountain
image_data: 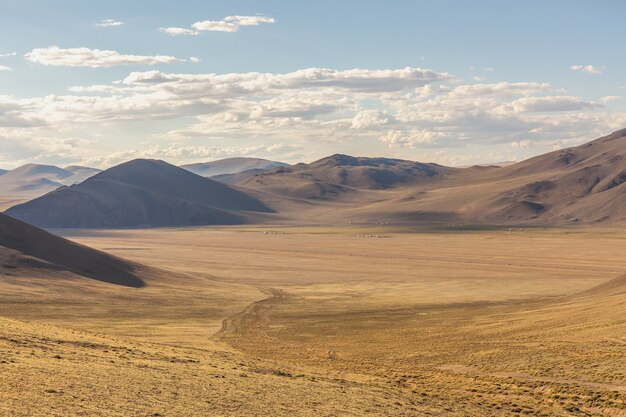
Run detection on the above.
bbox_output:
[63,165,102,184]
[0,163,71,188]
[320,129,626,225]
[5,159,273,229]
[482,127,626,224]
[0,163,101,210]
[210,168,270,185]
[7,129,626,228]
[181,157,288,177]
[0,213,144,287]
[221,129,626,226]
[235,154,459,200]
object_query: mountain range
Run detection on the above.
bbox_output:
[4,128,626,228]
[180,157,287,178]
[0,164,101,210]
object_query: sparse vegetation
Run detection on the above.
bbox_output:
[1,226,624,415]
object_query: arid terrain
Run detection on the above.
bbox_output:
[2,2,624,415]
[1,224,624,416]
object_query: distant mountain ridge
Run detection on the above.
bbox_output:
[6,129,626,227]
[6,159,273,229]
[235,154,458,200]
[181,157,287,178]
[0,164,101,210]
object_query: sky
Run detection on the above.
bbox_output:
[0,0,625,169]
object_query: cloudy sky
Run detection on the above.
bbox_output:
[0,0,625,169]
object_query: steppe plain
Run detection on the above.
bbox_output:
[1,225,624,416]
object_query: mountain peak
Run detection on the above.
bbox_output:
[311,154,361,167]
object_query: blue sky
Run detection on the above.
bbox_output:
[0,0,624,168]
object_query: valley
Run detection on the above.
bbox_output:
[1,224,624,415]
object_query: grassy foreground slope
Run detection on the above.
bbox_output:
[0,317,439,417]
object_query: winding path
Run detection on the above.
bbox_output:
[214,288,292,341]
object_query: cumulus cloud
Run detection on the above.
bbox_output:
[192,15,275,32]
[1,65,623,167]
[351,110,389,129]
[25,46,180,68]
[0,134,95,168]
[160,15,275,36]
[0,51,16,58]
[158,27,198,36]
[192,20,238,32]
[0,65,12,71]
[570,64,602,74]
[600,96,622,104]
[121,67,451,93]
[96,19,124,27]
[505,96,601,113]
[380,130,442,148]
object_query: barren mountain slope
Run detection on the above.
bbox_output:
[5,159,273,228]
[0,213,145,287]
[239,129,626,226]
[237,154,459,201]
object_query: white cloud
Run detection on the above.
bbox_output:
[160,15,276,36]
[504,96,601,113]
[158,27,198,36]
[192,20,239,32]
[189,57,201,63]
[351,110,389,129]
[0,51,17,58]
[511,140,531,149]
[192,15,275,32]
[96,19,124,27]
[224,15,276,26]
[0,65,12,71]
[25,46,180,68]
[0,65,624,167]
[447,82,551,97]
[380,130,442,148]
[569,64,602,74]
[121,67,451,93]
[600,95,622,104]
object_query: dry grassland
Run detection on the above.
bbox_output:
[1,226,625,415]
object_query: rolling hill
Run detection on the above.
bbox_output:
[0,213,145,287]
[236,154,458,201]
[5,159,273,229]
[181,157,287,177]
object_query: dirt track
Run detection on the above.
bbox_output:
[215,288,292,340]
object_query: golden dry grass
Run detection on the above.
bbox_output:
[1,226,625,415]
